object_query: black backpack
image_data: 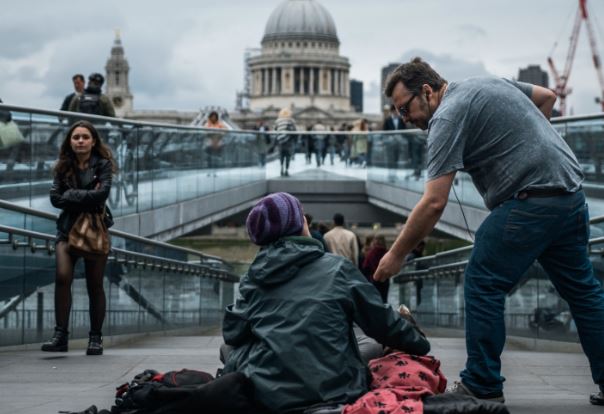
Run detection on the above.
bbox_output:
[110,369,258,414]
[78,93,102,115]
[113,369,213,413]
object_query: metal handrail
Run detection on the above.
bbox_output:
[396,214,604,282]
[0,224,237,282]
[0,103,239,132]
[0,199,223,262]
[590,215,604,225]
[0,102,422,137]
[550,112,604,123]
[4,102,600,135]
[0,103,419,135]
[407,245,474,267]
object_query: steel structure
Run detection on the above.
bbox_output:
[548,0,604,115]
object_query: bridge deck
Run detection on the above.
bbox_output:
[0,334,599,414]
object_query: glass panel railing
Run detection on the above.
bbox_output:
[0,223,237,347]
[553,115,604,217]
[367,114,604,213]
[0,104,264,226]
[392,215,604,342]
[0,199,237,347]
[367,130,484,209]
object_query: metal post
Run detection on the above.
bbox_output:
[37,290,43,340]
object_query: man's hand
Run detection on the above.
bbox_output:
[373,250,406,282]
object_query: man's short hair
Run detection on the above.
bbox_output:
[333,213,345,226]
[72,74,84,82]
[384,57,447,98]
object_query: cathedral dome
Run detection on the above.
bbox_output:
[262,0,339,44]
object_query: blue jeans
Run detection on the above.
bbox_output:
[460,191,604,396]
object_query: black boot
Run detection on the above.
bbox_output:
[86,331,103,355]
[41,326,68,352]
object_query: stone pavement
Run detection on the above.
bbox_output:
[0,334,601,414]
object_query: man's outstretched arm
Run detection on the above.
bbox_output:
[373,171,456,282]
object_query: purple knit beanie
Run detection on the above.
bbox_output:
[246,192,305,245]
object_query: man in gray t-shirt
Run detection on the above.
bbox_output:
[374,57,604,406]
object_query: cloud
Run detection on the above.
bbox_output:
[399,50,492,82]
[457,24,487,39]
[363,80,382,114]
[1,0,603,116]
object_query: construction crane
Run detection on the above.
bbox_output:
[548,0,604,115]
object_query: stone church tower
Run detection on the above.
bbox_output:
[105,31,133,117]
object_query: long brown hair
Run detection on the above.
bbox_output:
[54,121,117,179]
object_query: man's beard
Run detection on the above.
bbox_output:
[414,97,431,130]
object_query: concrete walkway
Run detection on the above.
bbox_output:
[0,334,601,414]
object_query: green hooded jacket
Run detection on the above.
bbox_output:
[222,236,430,413]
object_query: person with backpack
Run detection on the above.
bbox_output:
[69,73,115,117]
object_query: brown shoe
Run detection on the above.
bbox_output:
[446,380,505,403]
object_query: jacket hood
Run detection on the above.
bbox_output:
[247,236,324,286]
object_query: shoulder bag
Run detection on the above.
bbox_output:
[68,206,110,258]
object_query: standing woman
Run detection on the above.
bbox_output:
[42,120,116,355]
[351,118,369,167]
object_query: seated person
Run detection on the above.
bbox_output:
[222,192,430,413]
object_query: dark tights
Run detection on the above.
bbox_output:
[54,241,107,333]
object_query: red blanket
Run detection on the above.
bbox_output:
[343,353,447,414]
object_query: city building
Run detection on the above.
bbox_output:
[104,34,204,125]
[105,32,134,118]
[518,65,549,88]
[350,79,363,113]
[110,0,380,129]
[231,0,378,129]
[381,62,401,111]
[247,0,350,113]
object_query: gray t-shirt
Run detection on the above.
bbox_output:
[426,77,583,210]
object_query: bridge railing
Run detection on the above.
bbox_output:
[0,200,238,347]
[365,113,604,217]
[0,104,265,224]
[391,214,604,342]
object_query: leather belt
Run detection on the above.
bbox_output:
[516,188,575,200]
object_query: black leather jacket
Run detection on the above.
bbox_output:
[50,153,114,238]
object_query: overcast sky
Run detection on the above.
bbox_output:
[2,0,604,115]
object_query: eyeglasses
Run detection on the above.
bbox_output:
[71,134,92,141]
[397,93,417,118]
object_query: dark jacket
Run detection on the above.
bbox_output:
[60,92,76,111]
[68,86,116,117]
[361,245,390,302]
[50,153,113,238]
[382,115,405,131]
[222,237,429,413]
[310,229,329,252]
[0,98,11,123]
